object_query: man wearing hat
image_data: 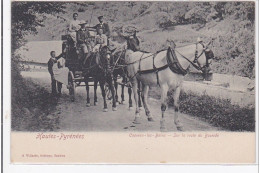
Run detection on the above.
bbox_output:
[76,21,92,65]
[68,13,81,44]
[93,16,110,45]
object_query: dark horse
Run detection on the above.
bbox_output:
[112,50,134,108]
[112,31,143,109]
[83,46,117,112]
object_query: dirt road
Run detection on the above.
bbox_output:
[22,71,219,132]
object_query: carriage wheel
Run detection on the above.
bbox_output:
[104,83,112,100]
[68,71,75,102]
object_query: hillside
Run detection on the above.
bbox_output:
[22,1,255,78]
[11,1,256,133]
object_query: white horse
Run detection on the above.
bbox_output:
[124,35,213,131]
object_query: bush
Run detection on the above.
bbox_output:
[211,21,255,78]
[12,71,59,131]
[149,87,255,131]
[159,20,176,29]
[171,91,255,131]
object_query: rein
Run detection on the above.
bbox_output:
[112,49,126,72]
[174,48,204,71]
[175,42,197,48]
[117,43,204,71]
[124,50,163,66]
[109,41,211,85]
[116,42,205,68]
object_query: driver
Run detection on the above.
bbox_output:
[76,21,92,65]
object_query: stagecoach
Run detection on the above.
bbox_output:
[61,32,111,102]
[59,24,216,131]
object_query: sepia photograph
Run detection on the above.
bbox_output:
[8,0,256,164]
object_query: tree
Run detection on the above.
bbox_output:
[11,2,65,52]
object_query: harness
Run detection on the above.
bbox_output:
[137,52,167,86]
[110,41,213,87]
[115,49,127,77]
[82,53,98,75]
[112,48,190,86]
[167,47,188,75]
[130,43,210,86]
[135,46,192,86]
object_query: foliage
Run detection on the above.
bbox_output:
[11,1,256,131]
[184,2,212,25]
[12,2,255,78]
[149,87,255,131]
[11,2,65,51]
[12,77,59,131]
[209,2,255,78]
[11,2,65,128]
[177,91,255,131]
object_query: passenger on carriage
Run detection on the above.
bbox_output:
[86,16,110,45]
[76,21,92,65]
[93,16,110,45]
[68,13,81,45]
[93,28,107,53]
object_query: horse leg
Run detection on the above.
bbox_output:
[141,84,154,122]
[114,76,119,105]
[126,77,133,109]
[99,80,108,112]
[132,80,141,124]
[121,77,126,105]
[160,84,169,132]
[109,77,117,111]
[85,80,90,107]
[121,84,125,105]
[128,87,133,109]
[173,86,183,131]
[94,80,98,106]
[137,80,143,111]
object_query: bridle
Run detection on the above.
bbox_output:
[116,31,214,76]
[99,46,114,74]
[127,36,140,52]
[193,42,207,70]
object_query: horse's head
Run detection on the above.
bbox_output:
[193,37,214,73]
[122,31,140,52]
[99,46,116,68]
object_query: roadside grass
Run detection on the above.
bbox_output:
[149,87,255,131]
[12,75,60,131]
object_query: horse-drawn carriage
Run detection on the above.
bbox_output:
[61,32,96,101]
[59,26,140,103]
[61,31,113,103]
[59,26,215,131]
[61,33,86,101]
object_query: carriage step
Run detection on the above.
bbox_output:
[75,71,82,75]
[74,77,84,80]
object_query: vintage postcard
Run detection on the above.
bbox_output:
[4,0,257,167]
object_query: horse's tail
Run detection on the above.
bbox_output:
[166,47,188,75]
